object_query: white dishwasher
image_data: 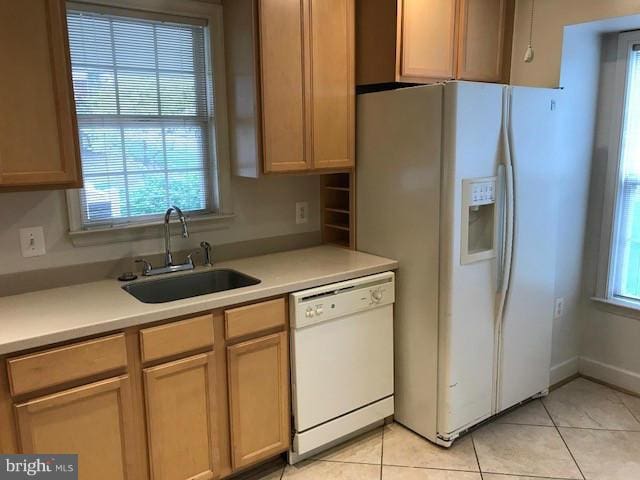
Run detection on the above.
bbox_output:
[289,271,395,463]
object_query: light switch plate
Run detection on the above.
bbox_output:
[554,297,565,319]
[296,202,309,224]
[20,226,46,257]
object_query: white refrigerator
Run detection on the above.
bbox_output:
[357,81,560,446]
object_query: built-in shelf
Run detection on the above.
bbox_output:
[325,208,350,215]
[325,223,350,232]
[321,172,354,249]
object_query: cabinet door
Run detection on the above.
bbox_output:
[309,0,355,170]
[14,376,137,480]
[399,0,458,81]
[259,0,309,173]
[227,332,289,470]
[457,0,511,82]
[144,353,218,480]
[0,0,81,189]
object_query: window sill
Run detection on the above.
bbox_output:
[590,296,640,320]
[68,213,235,247]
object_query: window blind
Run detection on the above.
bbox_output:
[67,8,215,227]
[613,44,640,299]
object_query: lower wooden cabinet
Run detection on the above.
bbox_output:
[3,297,290,479]
[227,331,290,470]
[143,353,219,480]
[14,376,137,480]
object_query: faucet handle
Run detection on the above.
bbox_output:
[200,241,213,267]
[135,259,152,275]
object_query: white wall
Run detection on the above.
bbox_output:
[580,32,640,394]
[545,23,603,384]
[516,11,640,386]
[525,12,640,392]
[0,175,320,275]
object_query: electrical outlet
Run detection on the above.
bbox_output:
[296,202,309,224]
[20,226,46,258]
[554,297,565,319]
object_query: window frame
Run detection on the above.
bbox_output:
[596,29,640,308]
[65,0,232,240]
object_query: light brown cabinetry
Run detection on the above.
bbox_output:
[144,354,219,480]
[308,0,355,170]
[0,0,82,190]
[260,0,355,173]
[357,0,514,85]
[7,333,127,397]
[225,0,355,176]
[227,332,289,470]
[1,298,289,479]
[14,376,137,480]
[258,0,308,173]
[399,0,458,81]
[456,0,512,81]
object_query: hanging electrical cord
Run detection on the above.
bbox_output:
[524,0,535,63]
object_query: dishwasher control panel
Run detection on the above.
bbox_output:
[290,271,395,328]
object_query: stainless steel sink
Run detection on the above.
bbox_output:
[122,269,261,304]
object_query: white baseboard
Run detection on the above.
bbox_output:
[579,357,640,395]
[550,356,580,385]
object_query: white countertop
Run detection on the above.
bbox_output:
[0,246,397,356]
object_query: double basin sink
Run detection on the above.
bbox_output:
[123,269,260,304]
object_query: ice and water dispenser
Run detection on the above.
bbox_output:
[460,177,497,264]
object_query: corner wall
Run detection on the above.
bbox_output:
[532,13,640,393]
[580,33,640,394]
[511,0,640,87]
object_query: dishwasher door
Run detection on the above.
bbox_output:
[291,302,394,432]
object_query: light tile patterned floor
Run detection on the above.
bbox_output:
[247,378,640,480]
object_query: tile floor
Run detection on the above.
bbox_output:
[246,378,640,480]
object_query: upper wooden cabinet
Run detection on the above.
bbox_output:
[225,0,355,176]
[356,0,514,85]
[258,0,308,173]
[0,0,82,190]
[308,0,355,170]
[399,0,458,81]
[456,0,513,81]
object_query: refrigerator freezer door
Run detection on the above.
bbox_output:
[356,85,443,442]
[438,81,505,436]
[497,86,558,411]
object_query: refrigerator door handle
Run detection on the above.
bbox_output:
[496,165,514,319]
[496,88,515,323]
[496,165,507,292]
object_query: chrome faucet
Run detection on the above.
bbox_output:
[164,206,189,266]
[135,206,196,276]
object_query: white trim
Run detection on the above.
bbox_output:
[580,356,640,395]
[596,30,640,299]
[591,295,640,312]
[65,0,233,235]
[550,356,580,386]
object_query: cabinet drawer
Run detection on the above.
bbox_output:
[7,334,127,397]
[140,315,214,363]
[225,298,286,341]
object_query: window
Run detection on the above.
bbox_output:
[66,1,230,233]
[599,30,640,305]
